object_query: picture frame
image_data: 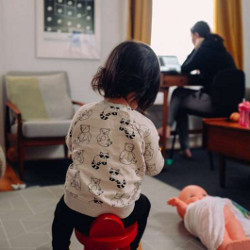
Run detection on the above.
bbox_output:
[36,0,100,59]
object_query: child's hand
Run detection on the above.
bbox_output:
[167,197,179,207]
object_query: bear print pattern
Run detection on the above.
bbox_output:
[66,103,157,208]
[70,170,81,191]
[91,152,109,170]
[100,106,120,120]
[72,150,84,165]
[74,109,93,125]
[111,193,129,207]
[97,128,112,147]
[74,124,92,144]
[88,178,104,196]
[136,124,151,138]
[109,168,126,189]
[135,165,146,177]
[119,143,137,165]
[146,163,158,175]
[144,143,154,162]
[130,182,141,201]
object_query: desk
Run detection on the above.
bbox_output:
[203,118,250,187]
[159,73,189,156]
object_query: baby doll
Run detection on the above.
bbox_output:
[167,185,250,250]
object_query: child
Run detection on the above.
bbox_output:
[52,40,165,250]
[167,185,250,250]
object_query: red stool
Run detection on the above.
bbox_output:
[75,213,137,250]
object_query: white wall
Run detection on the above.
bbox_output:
[1,0,250,150]
[0,0,5,148]
[242,0,250,88]
[0,0,128,148]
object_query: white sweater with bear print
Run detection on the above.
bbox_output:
[64,100,164,218]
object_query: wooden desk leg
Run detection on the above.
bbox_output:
[208,152,214,170]
[219,155,226,188]
[161,88,169,157]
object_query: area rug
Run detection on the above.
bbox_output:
[7,148,250,210]
[157,148,250,210]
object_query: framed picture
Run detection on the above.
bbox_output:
[36,0,100,59]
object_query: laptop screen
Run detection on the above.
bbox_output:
[158,55,181,73]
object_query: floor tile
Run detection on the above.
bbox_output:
[0,176,205,250]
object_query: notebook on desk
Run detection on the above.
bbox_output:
[158,55,181,73]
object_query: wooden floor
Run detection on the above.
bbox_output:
[0,164,22,191]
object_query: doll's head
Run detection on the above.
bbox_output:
[179,185,208,205]
[174,185,208,218]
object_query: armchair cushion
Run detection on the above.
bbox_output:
[6,77,48,121]
[11,120,72,138]
[6,72,74,121]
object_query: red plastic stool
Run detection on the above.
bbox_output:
[75,213,137,250]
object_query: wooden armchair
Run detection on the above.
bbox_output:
[4,71,84,180]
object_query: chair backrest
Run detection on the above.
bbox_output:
[211,68,245,115]
[4,71,74,121]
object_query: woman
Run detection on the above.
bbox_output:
[159,21,236,158]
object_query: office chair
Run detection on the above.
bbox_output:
[211,68,245,115]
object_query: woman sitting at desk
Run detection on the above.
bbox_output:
[158,21,236,158]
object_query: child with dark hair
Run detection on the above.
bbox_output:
[52,40,164,250]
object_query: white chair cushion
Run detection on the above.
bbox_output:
[38,73,74,120]
[11,120,72,138]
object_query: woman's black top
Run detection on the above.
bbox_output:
[181,34,236,94]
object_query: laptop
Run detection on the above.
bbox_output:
[158,55,181,73]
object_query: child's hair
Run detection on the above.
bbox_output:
[91,40,161,111]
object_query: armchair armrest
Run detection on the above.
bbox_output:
[72,100,85,106]
[6,101,21,116]
[5,101,23,137]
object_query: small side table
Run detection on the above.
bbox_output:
[203,118,250,187]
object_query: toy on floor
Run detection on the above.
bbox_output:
[167,185,250,250]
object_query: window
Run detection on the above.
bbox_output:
[151,0,213,64]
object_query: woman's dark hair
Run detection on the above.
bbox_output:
[91,40,160,111]
[191,21,211,38]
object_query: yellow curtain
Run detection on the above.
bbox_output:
[127,0,152,44]
[214,0,243,69]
